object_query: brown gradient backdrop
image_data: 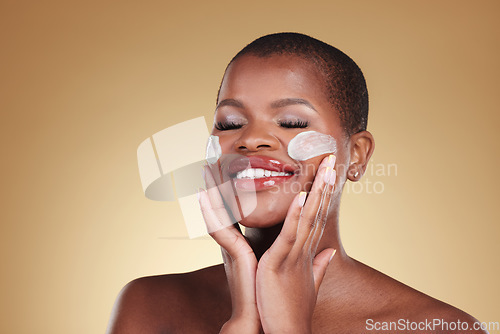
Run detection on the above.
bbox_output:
[1,1,499,333]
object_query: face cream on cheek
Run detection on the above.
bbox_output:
[287,130,337,161]
[205,135,222,164]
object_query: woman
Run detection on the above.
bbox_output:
[107,33,484,333]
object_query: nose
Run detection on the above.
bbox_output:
[233,123,280,153]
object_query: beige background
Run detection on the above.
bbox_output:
[1,1,498,333]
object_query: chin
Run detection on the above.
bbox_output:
[235,194,291,228]
[218,180,299,228]
[238,212,286,228]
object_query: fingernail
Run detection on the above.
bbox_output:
[320,155,329,167]
[327,154,336,168]
[328,169,336,186]
[323,167,332,184]
[329,249,337,263]
[298,191,307,207]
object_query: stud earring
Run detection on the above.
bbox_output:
[354,171,359,178]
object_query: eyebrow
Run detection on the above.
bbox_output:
[216,98,318,112]
[270,98,318,112]
[216,99,244,110]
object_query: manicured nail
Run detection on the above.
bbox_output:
[329,249,337,263]
[327,154,336,168]
[323,167,332,184]
[298,191,307,207]
[320,155,328,167]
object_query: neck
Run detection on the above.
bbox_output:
[244,224,283,260]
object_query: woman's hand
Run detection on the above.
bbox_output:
[198,166,262,334]
[256,155,337,334]
[198,154,336,334]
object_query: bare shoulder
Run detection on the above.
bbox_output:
[354,261,487,334]
[389,292,487,334]
[419,302,488,334]
[106,264,230,334]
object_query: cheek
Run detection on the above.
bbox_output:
[219,136,232,153]
[210,134,227,153]
[331,140,350,179]
[298,157,323,189]
[287,130,337,161]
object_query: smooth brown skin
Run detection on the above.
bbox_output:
[107,55,485,333]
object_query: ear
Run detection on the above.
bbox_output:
[347,130,375,181]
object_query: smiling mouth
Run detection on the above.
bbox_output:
[225,155,298,191]
[234,168,294,180]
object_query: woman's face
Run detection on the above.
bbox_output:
[211,54,349,228]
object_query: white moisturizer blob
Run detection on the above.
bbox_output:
[287,131,337,161]
[205,135,222,164]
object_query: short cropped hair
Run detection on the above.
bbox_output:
[220,32,368,136]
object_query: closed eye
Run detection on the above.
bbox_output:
[215,121,243,131]
[279,120,309,128]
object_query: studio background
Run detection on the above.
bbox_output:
[1,1,498,333]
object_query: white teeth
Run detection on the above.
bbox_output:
[255,169,265,178]
[247,169,255,178]
[235,168,292,179]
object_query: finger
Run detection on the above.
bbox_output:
[198,185,258,318]
[312,248,336,294]
[306,168,336,255]
[198,187,230,235]
[293,157,331,250]
[203,165,223,209]
[203,165,235,230]
[266,191,307,263]
[198,189,250,260]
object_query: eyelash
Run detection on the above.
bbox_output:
[279,119,309,128]
[215,120,309,131]
[215,121,242,131]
